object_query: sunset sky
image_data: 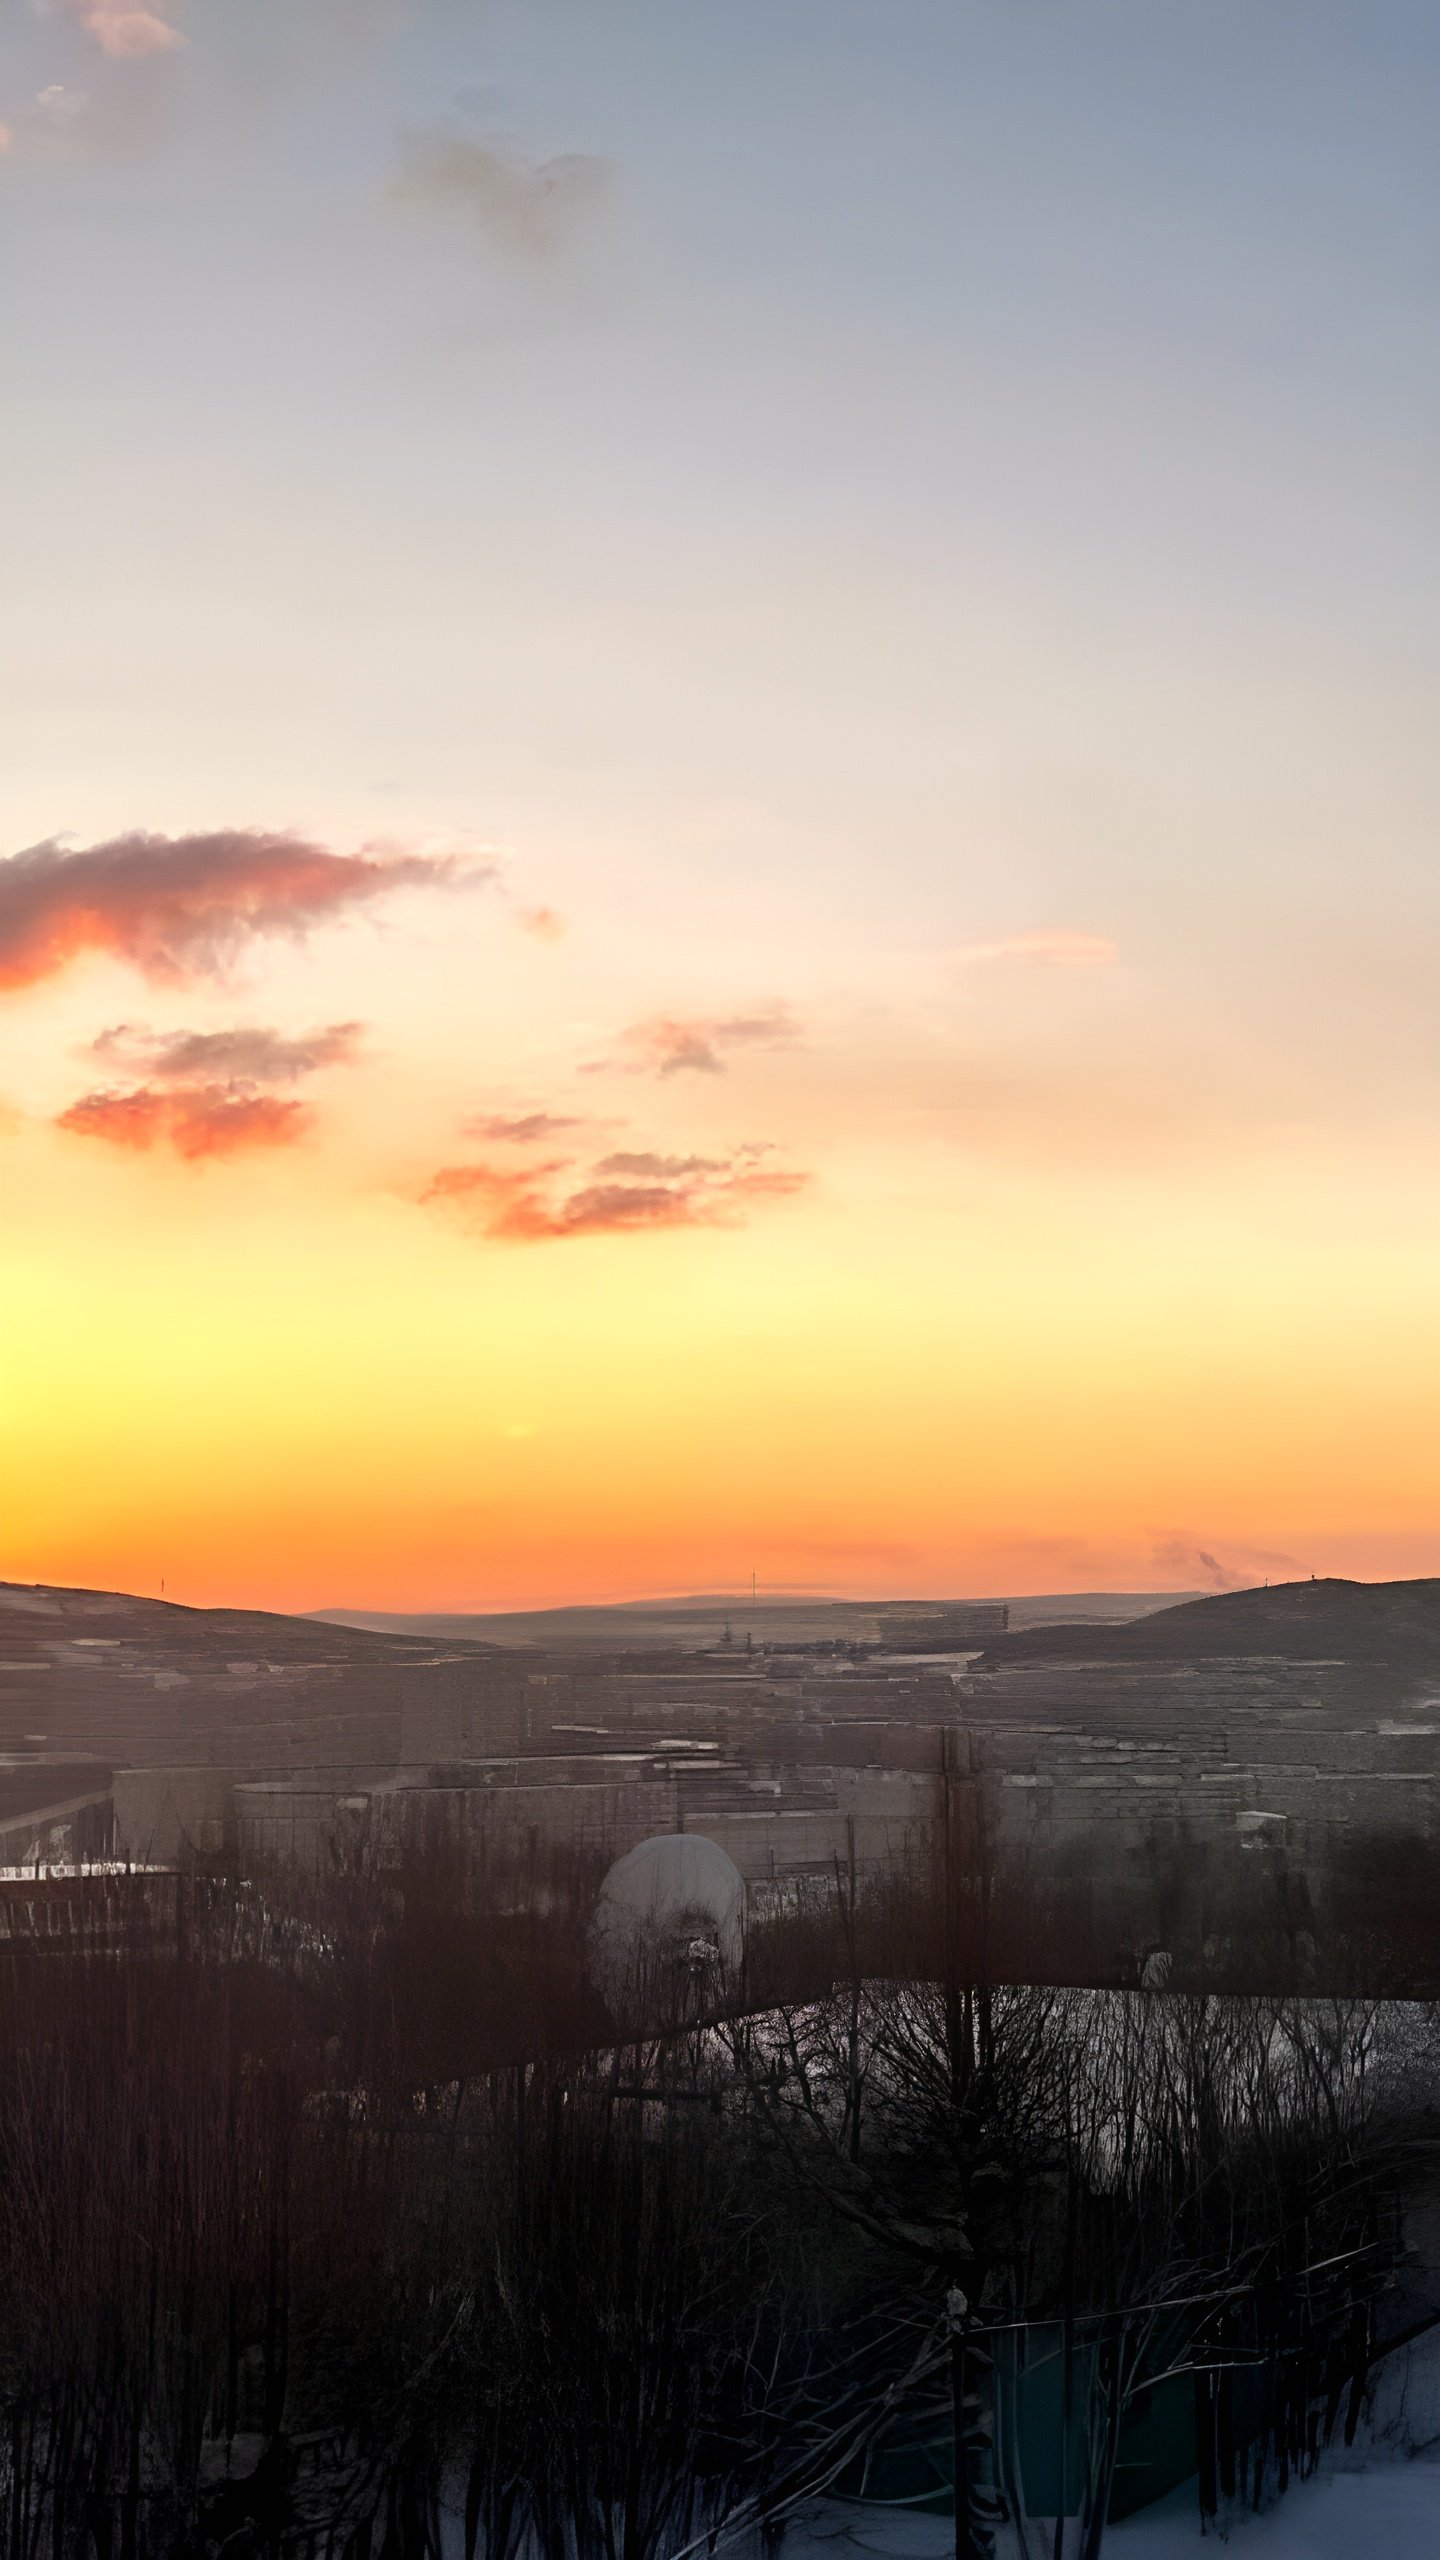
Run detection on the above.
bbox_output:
[3,0,1439,1611]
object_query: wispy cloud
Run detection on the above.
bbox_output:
[594,1004,802,1078]
[517,904,565,942]
[89,1020,363,1083]
[1152,1537,1299,1593]
[594,1150,727,1178]
[58,1084,307,1160]
[950,931,1118,968]
[421,1141,805,1243]
[0,829,480,993]
[0,83,91,158]
[388,130,609,264]
[47,0,183,58]
[463,1110,588,1144]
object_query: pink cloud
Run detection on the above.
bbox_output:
[517,905,565,942]
[0,829,479,993]
[58,1084,307,1161]
[58,1015,366,1162]
[595,1003,801,1077]
[50,0,184,58]
[421,1143,806,1243]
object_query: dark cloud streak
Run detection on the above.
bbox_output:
[90,1020,364,1083]
[464,1110,586,1144]
[594,1150,725,1177]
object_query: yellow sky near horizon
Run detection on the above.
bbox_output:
[6,930,1439,1611]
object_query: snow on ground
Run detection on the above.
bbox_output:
[433,2330,1440,2556]
[785,2460,1440,2557]
[1110,2462,1440,2552]
[782,2323,1440,2557]
[434,2450,1440,2560]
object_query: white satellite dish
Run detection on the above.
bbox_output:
[590,1833,745,2023]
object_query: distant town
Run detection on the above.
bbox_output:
[7,1576,1440,1994]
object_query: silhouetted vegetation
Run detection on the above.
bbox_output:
[0,1841,1433,2555]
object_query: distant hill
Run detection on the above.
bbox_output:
[18,1578,1432,1680]
[976,1577,1440,1670]
[0,1580,495,1772]
[0,1581,486,1662]
[311,1590,1200,1652]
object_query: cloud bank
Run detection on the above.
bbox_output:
[0,829,475,991]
